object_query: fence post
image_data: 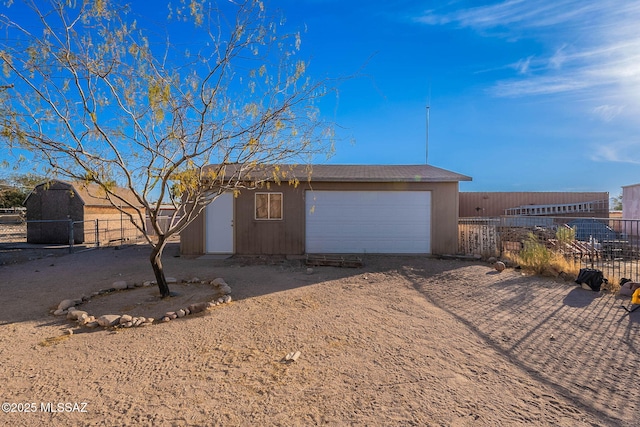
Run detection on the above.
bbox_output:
[95,219,100,247]
[68,219,74,253]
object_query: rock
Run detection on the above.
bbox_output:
[487,256,497,264]
[64,328,74,336]
[161,316,170,322]
[134,282,144,287]
[53,309,67,316]
[222,295,232,304]
[188,302,208,314]
[122,321,133,328]
[85,321,100,328]
[494,261,506,272]
[79,316,95,326]
[58,299,76,311]
[145,317,154,324]
[212,278,227,286]
[176,309,186,318]
[169,313,177,320]
[132,318,142,327]
[142,281,154,287]
[189,277,201,283]
[306,268,314,275]
[284,351,301,362]
[97,314,122,327]
[166,277,177,284]
[112,280,128,290]
[67,310,88,321]
[217,297,225,304]
[219,285,232,295]
[119,314,133,324]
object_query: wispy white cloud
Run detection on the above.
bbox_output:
[548,45,567,70]
[415,1,640,115]
[512,56,533,74]
[592,105,625,122]
[416,1,612,33]
[591,141,640,165]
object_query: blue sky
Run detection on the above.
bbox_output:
[276,0,640,197]
[2,0,639,199]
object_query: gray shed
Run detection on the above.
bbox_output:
[25,180,144,244]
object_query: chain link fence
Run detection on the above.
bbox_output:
[1,216,176,264]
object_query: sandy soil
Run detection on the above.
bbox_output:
[0,243,638,426]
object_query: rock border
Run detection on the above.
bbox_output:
[51,277,232,331]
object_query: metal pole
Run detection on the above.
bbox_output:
[120,204,123,246]
[425,105,430,164]
[68,218,74,253]
[95,219,99,247]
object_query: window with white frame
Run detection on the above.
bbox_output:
[255,193,283,220]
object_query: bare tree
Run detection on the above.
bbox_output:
[0,0,333,297]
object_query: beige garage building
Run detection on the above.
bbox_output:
[181,164,472,256]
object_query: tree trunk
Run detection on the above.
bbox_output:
[150,240,171,298]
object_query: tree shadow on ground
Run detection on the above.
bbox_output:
[1,244,439,327]
[400,263,639,427]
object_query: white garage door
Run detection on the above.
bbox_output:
[305,191,431,253]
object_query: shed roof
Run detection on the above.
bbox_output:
[27,180,144,208]
[209,164,472,183]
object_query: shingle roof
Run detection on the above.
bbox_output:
[27,180,144,207]
[72,182,143,207]
[209,164,472,183]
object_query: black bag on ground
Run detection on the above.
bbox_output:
[575,268,607,292]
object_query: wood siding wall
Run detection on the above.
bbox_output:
[235,185,306,255]
[180,204,205,255]
[25,181,146,244]
[26,183,85,244]
[180,180,461,256]
[460,192,610,218]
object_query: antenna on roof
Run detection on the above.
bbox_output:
[425,83,431,165]
[425,105,430,164]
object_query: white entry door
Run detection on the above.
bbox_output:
[205,192,234,253]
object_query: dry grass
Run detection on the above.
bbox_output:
[505,234,580,277]
[38,335,70,347]
[504,236,623,293]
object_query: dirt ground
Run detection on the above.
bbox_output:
[0,243,638,426]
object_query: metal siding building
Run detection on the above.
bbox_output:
[459,192,609,218]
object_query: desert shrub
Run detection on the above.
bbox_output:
[518,233,552,273]
[505,229,621,292]
[513,232,581,278]
[556,226,576,245]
